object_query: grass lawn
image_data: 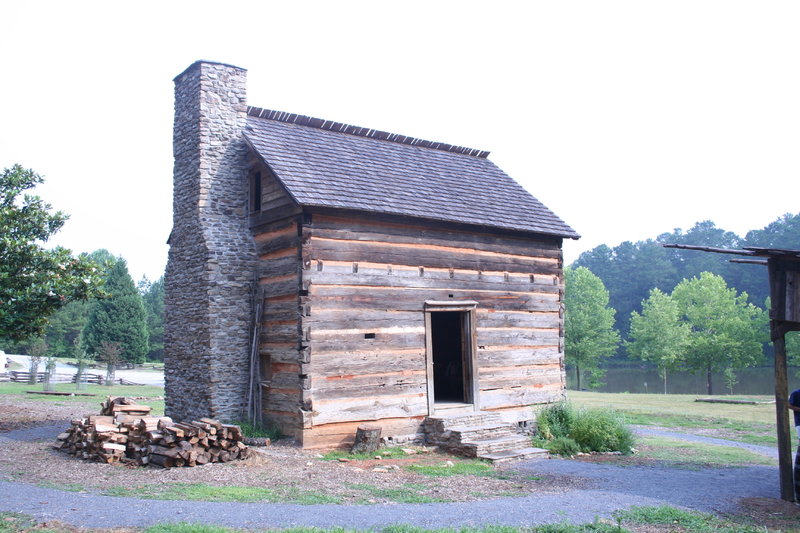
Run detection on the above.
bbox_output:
[634,436,776,468]
[0,381,165,415]
[2,505,793,533]
[567,391,778,446]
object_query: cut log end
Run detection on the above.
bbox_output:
[351,424,382,454]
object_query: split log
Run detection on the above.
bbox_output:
[55,400,252,468]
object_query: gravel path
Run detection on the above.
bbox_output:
[633,426,779,459]
[0,423,784,529]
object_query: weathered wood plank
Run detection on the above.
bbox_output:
[259,276,299,298]
[310,331,426,353]
[260,323,300,344]
[311,372,427,400]
[256,233,299,257]
[477,347,561,366]
[478,369,563,390]
[249,205,302,230]
[477,328,560,347]
[263,390,302,413]
[303,349,425,375]
[260,346,302,364]
[308,285,560,312]
[307,237,559,274]
[305,263,560,294]
[479,386,563,409]
[309,214,562,258]
[268,369,302,389]
[302,308,559,330]
[257,255,300,279]
[299,416,425,449]
[303,309,425,330]
[311,393,428,425]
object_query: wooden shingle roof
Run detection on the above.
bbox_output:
[244,106,579,239]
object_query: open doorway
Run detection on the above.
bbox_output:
[431,311,466,402]
[424,301,479,413]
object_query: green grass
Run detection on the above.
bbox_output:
[0,381,163,398]
[103,482,342,504]
[568,391,777,447]
[143,525,235,533]
[35,481,85,492]
[0,512,37,533]
[345,483,445,504]
[614,505,767,533]
[0,507,778,533]
[0,381,164,414]
[636,436,776,467]
[320,446,411,461]
[236,419,282,441]
[405,460,495,477]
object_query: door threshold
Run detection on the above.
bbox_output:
[432,402,475,415]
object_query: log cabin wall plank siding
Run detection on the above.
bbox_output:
[168,61,578,449]
[294,213,566,448]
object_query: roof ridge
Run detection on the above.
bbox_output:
[246,105,491,159]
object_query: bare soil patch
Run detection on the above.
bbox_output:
[0,396,82,431]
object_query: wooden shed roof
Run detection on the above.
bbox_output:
[244,106,579,239]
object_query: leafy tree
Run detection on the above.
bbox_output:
[628,288,690,394]
[657,221,741,282]
[787,331,800,376]
[97,340,122,386]
[671,272,767,394]
[0,165,103,342]
[42,250,117,358]
[43,300,90,357]
[138,276,164,361]
[27,337,47,384]
[739,213,800,306]
[574,239,677,345]
[73,335,93,390]
[564,266,620,389]
[82,259,149,364]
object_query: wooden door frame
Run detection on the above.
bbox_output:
[424,300,480,415]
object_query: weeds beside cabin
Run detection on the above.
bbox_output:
[165,60,580,449]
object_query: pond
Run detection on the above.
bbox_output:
[566,365,800,395]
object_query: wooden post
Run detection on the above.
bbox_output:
[773,331,795,502]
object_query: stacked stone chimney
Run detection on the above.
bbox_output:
[165,61,257,422]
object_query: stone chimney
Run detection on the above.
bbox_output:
[165,61,257,422]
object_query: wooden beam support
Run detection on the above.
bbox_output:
[773,332,795,502]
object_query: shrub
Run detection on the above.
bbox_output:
[570,409,635,454]
[547,436,581,456]
[536,402,576,440]
[535,402,634,455]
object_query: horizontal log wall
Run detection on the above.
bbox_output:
[252,174,304,437]
[300,213,566,448]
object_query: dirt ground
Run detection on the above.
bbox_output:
[2,394,799,531]
[0,395,580,504]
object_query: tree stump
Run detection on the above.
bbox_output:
[351,424,381,454]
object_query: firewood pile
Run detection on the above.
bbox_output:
[54,396,251,467]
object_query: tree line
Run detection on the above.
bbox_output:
[0,165,164,366]
[0,249,165,365]
[572,215,800,341]
[565,213,800,394]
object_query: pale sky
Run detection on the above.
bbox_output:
[1,1,798,282]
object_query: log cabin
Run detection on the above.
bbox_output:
[165,61,579,456]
